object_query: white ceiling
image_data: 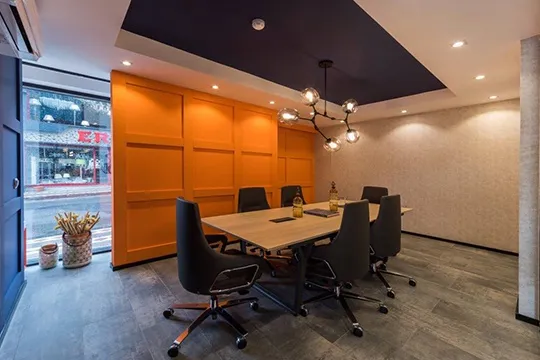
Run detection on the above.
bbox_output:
[28,0,540,126]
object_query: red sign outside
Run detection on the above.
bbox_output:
[77,130,110,145]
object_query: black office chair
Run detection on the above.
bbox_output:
[361,186,389,204]
[281,185,307,207]
[370,195,416,298]
[301,200,388,338]
[163,199,266,358]
[238,187,270,212]
[238,187,290,276]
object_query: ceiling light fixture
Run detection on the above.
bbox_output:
[269,100,275,105]
[277,59,360,152]
[212,85,219,90]
[401,110,408,114]
[489,95,498,100]
[122,60,132,66]
[29,98,41,106]
[475,74,485,80]
[452,40,466,48]
[43,114,54,122]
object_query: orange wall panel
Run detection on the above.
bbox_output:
[111,71,314,267]
[191,98,234,144]
[286,158,312,185]
[278,127,316,205]
[126,144,184,192]
[126,199,177,260]
[193,149,234,189]
[238,109,274,153]
[241,153,273,187]
[125,83,184,138]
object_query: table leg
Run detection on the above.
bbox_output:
[240,240,247,254]
[293,244,312,314]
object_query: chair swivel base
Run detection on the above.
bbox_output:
[163,295,259,358]
[373,264,417,298]
[302,281,388,337]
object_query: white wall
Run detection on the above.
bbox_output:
[315,99,520,253]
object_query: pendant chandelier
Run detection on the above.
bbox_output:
[277,60,360,152]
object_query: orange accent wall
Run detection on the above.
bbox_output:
[111,71,315,267]
[277,126,316,205]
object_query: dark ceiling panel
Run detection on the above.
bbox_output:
[121,0,446,105]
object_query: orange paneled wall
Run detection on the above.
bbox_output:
[277,127,316,205]
[111,71,315,267]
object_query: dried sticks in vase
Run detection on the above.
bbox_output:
[54,212,100,235]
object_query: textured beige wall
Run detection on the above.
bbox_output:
[315,99,520,252]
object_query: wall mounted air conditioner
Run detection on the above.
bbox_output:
[0,0,41,60]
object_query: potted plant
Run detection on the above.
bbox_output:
[54,211,100,268]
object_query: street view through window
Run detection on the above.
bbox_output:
[23,87,111,264]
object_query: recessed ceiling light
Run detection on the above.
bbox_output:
[489,95,498,100]
[212,85,219,90]
[475,74,485,80]
[122,60,132,66]
[452,40,466,48]
[310,112,315,116]
[252,18,265,31]
[269,101,275,105]
[401,110,408,114]
[340,120,345,123]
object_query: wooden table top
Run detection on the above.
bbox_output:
[202,201,412,251]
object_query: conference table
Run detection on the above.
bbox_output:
[202,201,412,316]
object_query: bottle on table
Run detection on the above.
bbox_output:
[329,181,339,212]
[292,187,304,218]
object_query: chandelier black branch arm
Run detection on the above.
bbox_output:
[277,59,360,152]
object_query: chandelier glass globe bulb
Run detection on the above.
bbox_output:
[342,99,358,114]
[301,87,320,106]
[277,108,299,125]
[345,129,360,143]
[323,137,342,152]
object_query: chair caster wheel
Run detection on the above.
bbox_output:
[352,326,364,338]
[250,301,259,311]
[386,290,396,299]
[409,279,417,287]
[344,282,353,290]
[163,308,174,319]
[167,344,180,358]
[270,270,277,277]
[299,306,309,317]
[236,337,247,349]
[378,305,389,314]
[379,264,387,271]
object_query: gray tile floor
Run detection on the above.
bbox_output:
[1,234,539,360]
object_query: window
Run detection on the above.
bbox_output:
[23,86,112,265]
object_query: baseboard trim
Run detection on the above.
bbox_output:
[515,297,540,326]
[110,253,177,271]
[0,280,27,347]
[401,231,518,256]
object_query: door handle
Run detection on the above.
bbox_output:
[13,178,20,189]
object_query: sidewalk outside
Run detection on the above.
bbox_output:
[24,184,111,200]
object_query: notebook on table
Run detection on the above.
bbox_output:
[304,208,340,218]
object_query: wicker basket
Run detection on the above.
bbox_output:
[39,243,59,270]
[62,232,92,268]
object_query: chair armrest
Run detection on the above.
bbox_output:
[205,234,229,252]
[209,264,260,295]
